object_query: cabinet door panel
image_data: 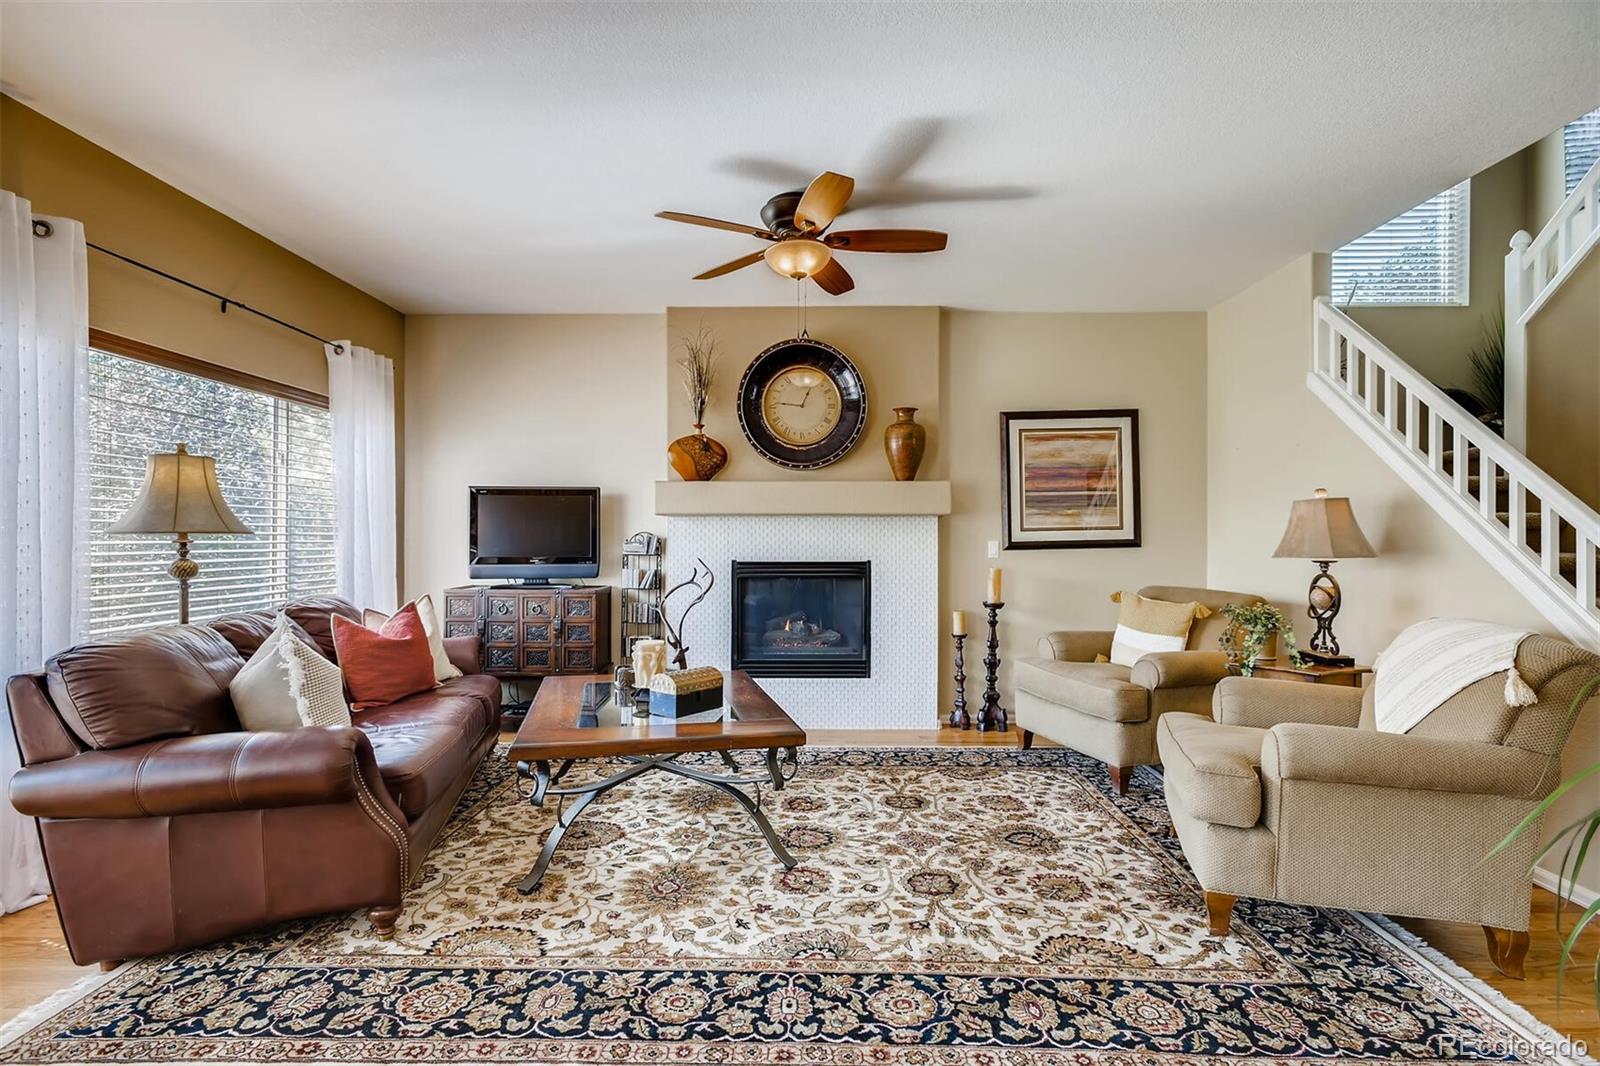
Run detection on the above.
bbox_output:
[562,645,596,672]
[563,595,595,619]
[523,647,553,673]
[487,595,518,620]
[524,595,555,620]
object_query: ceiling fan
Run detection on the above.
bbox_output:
[656,171,948,296]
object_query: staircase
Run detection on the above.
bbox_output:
[1504,156,1599,449]
[1308,298,1600,652]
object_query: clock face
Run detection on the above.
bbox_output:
[760,367,842,447]
[737,338,868,470]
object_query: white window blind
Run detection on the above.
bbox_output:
[87,348,337,637]
[1331,179,1471,306]
[1564,107,1600,194]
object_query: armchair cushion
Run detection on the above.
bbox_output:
[1156,712,1264,828]
[1262,723,1551,799]
[1036,630,1114,663]
[1130,651,1231,691]
[8,727,374,819]
[1013,658,1148,722]
[1214,676,1364,729]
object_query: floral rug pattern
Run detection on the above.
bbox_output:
[0,747,1582,1064]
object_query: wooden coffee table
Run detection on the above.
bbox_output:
[507,671,807,893]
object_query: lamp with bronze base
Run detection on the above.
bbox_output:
[1272,488,1375,665]
[107,443,254,624]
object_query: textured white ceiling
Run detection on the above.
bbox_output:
[2,2,1596,314]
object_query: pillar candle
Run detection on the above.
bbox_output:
[951,610,966,636]
[987,567,1002,604]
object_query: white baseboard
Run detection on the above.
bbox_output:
[1532,865,1600,910]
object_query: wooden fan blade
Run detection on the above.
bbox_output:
[811,257,854,296]
[694,250,767,280]
[794,172,855,232]
[657,212,777,239]
[824,229,948,253]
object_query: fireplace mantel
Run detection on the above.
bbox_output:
[655,480,950,517]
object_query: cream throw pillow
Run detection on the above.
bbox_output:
[1107,591,1212,668]
[230,614,352,730]
[363,595,462,682]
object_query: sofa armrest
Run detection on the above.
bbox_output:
[10,727,385,819]
[1036,630,1115,662]
[1131,651,1230,690]
[1261,723,1549,799]
[1213,676,1364,729]
[443,635,482,676]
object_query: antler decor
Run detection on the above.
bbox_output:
[661,558,715,669]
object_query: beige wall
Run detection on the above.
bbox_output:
[402,314,666,658]
[1206,251,1597,894]
[1525,246,1600,510]
[1348,150,1526,392]
[0,95,404,396]
[1,95,409,591]
[663,307,944,482]
[1524,128,1569,237]
[940,311,1210,708]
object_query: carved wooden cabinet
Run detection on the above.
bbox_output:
[443,585,612,678]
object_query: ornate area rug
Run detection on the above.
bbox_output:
[0,747,1589,1064]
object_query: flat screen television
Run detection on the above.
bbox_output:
[468,486,600,583]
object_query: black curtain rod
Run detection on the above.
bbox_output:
[30,217,345,354]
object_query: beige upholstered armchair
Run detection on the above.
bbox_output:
[1013,586,1265,793]
[1157,633,1598,978]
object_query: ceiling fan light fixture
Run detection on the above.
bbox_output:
[763,238,832,280]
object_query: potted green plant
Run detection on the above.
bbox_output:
[1218,602,1304,675]
[1489,670,1600,1010]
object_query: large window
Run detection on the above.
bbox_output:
[1564,106,1600,194]
[88,339,337,637]
[1331,180,1471,306]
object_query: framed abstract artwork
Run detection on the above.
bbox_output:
[1000,409,1141,549]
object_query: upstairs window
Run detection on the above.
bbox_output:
[87,336,337,637]
[1331,179,1471,306]
[1564,106,1600,194]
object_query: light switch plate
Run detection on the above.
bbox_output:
[987,540,1000,558]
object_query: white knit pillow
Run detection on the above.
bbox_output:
[229,615,352,730]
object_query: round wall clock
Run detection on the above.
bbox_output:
[736,337,868,470]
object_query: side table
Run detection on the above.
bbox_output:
[1248,657,1371,687]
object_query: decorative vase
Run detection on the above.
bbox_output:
[667,425,728,481]
[883,406,926,481]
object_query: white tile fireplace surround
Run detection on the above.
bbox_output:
[662,515,938,729]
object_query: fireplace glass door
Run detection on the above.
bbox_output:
[731,561,870,677]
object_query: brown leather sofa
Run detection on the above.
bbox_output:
[6,595,499,966]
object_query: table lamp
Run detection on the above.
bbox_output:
[1272,488,1375,665]
[107,443,253,624]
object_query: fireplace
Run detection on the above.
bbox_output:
[731,561,870,678]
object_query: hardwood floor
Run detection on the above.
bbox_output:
[1,725,1594,1046]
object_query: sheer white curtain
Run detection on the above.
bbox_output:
[0,192,88,913]
[326,341,397,612]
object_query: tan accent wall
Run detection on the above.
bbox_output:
[939,311,1210,708]
[1524,247,1600,510]
[1347,150,1526,391]
[1,95,408,592]
[1206,252,1597,895]
[1524,128,1569,236]
[663,306,943,482]
[401,314,666,659]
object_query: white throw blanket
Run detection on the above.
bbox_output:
[1373,619,1537,734]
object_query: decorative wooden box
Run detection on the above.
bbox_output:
[648,666,725,719]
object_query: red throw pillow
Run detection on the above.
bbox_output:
[332,602,437,709]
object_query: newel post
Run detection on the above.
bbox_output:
[1502,230,1532,451]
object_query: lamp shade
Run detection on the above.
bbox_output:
[107,443,254,535]
[1272,488,1374,561]
[763,238,832,280]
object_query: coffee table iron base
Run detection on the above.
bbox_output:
[515,747,800,894]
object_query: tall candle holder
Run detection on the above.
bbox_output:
[977,601,1007,731]
[948,634,970,729]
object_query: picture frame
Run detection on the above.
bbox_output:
[999,409,1141,549]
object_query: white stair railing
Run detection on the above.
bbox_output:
[1310,298,1600,652]
[1504,156,1600,449]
